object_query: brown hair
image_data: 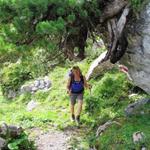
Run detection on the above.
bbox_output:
[72,66,82,76]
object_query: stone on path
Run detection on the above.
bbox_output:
[26,100,38,112]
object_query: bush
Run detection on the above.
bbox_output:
[0,63,32,98]
[85,72,129,117]
[130,0,148,12]
[7,132,36,150]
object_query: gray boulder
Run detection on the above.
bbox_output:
[44,76,52,88]
[0,137,6,149]
[34,80,40,87]
[20,85,32,93]
[121,2,150,94]
[125,98,150,116]
[20,76,52,94]
[39,80,45,89]
[26,100,38,111]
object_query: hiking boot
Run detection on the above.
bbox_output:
[75,115,80,125]
[71,114,75,122]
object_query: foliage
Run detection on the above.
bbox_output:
[130,0,148,11]
[83,69,150,150]
[0,0,102,60]
[95,115,150,150]
[0,59,149,149]
[85,37,106,60]
[0,0,149,149]
[0,63,32,97]
[7,132,36,150]
[85,71,129,117]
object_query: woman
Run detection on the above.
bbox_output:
[67,66,91,124]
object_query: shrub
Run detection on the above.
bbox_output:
[7,132,36,150]
[85,72,129,117]
[0,63,32,98]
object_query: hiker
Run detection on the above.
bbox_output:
[67,66,91,124]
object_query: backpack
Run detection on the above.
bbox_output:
[69,72,84,93]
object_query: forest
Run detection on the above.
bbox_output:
[0,0,150,150]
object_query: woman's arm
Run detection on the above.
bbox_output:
[83,76,91,89]
[66,77,71,94]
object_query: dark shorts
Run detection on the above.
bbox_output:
[70,93,83,105]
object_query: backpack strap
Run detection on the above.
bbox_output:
[70,73,84,86]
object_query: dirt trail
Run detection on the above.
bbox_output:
[35,130,71,150]
[29,126,85,150]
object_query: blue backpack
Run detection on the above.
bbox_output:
[69,73,84,93]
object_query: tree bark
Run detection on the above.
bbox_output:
[99,2,130,64]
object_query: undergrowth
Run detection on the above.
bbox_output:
[0,60,150,150]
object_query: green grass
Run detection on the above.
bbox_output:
[0,60,150,150]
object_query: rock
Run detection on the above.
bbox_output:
[86,51,114,80]
[34,80,40,87]
[20,85,31,93]
[0,123,8,136]
[39,80,45,89]
[0,123,23,137]
[133,131,145,143]
[96,120,121,137]
[44,76,51,88]
[26,100,38,111]
[121,2,150,94]
[20,76,52,95]
[31,86,38,93]
[125,98,150,116]
[7,125,23,137]
[0,137,6,149]
[7,90,17,99]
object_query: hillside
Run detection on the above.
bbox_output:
[0,60,150,149]
[0,0,150,149]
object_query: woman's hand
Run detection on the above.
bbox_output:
[67,90,71,95]
[87,84,92,89]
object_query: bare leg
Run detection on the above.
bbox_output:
[70,103,75,115]
[76,100,83,116]
[70,103,75,121]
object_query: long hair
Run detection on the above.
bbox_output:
[72,66,82,76]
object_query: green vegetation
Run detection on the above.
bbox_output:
[0,0,149,149]
[7,132,35,150]
[1,63,32,97]
[130,0,147,10]
[0,0,102,63]
[0,60,149,149]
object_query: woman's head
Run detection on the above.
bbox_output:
[72,66,81,76]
